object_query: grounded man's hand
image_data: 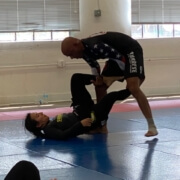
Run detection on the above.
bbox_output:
[81,118,92,127]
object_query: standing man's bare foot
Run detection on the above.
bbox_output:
[145,127,158,137]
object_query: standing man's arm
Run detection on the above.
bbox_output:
[84,42,124,102]
[83,57,108,102]
[91,75,108,103]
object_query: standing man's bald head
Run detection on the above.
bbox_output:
[61,37,84,59]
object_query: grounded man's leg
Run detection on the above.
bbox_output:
[90,89,131,134]
[70,73,95,118]
[71,73,95,106]
[93,89,131,123]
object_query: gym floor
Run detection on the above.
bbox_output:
[0,98,180,180]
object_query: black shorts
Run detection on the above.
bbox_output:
[124,46,145,80]
[101,46,145,81]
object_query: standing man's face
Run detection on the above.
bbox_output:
[68,44,84,59]
[61,37,84,59]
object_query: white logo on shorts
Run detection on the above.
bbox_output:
[128,52,137,73]
[140,66,143,74]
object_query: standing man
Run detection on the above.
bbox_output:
[61,31,158,137]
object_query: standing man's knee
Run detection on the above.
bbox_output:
[126,77,142,98]
[128,86,140,98]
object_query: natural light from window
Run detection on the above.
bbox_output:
[131,24,180,39]
[0,31,69,42]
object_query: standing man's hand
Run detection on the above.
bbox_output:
[91,75,108,103]
[91,75,104,86]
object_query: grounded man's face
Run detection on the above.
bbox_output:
[30,112,49,128]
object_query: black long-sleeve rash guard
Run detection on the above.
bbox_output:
[42,113,86,140]
[81,31,139,75]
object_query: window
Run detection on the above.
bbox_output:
[131,0,180,39]
[16,32,33,41]
[0,0,79,42]
[0,31,69,42]
[174,24,180,37]
[143,24,158,39]
[132,24,180,39]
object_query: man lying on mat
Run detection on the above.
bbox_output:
[24,73,130,140]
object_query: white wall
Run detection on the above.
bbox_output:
[74,0,131,37]
[0,0,180,107]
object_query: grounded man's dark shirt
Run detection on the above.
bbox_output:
[42,113,85,140]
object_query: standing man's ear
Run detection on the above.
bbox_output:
[74,39,81,45]
[75,39,84,50]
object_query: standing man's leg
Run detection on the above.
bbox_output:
[125,45,158,137]
[126,77,158,137]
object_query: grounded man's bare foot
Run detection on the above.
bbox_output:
[99,125,108,133]
[88,125,108,134]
